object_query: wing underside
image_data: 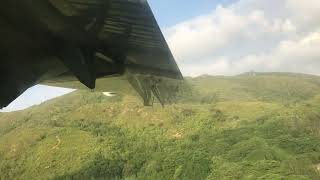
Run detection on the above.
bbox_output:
[0,0,183,108]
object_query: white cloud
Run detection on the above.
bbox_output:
[165,0,320,76]
[165,6,249,63]
[286,0,320,30]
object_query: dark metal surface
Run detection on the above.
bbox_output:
[0,0,182,108]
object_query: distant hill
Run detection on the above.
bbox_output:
[189,72,320,103]
[1,73,320,179]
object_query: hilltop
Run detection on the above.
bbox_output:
[1,73,320,179]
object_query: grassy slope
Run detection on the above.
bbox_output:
[1,73,320,179]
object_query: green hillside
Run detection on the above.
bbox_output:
[1,73,320,179]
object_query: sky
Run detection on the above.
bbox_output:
[1,0,320,111]
[148,0,236,27]
[164,0,320,76]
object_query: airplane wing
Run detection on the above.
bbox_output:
[0,0,183,108]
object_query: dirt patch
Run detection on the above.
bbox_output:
[171,130,183,139]
[10,144,17,153]
[52,136,61,150]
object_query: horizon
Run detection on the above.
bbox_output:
[1,70,320,113]
[187,71,320,78]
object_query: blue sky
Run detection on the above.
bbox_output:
[0,86,75,112]
[148,0,236,27]
[2,0,320,111]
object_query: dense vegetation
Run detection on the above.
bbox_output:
[1,72,320,179]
